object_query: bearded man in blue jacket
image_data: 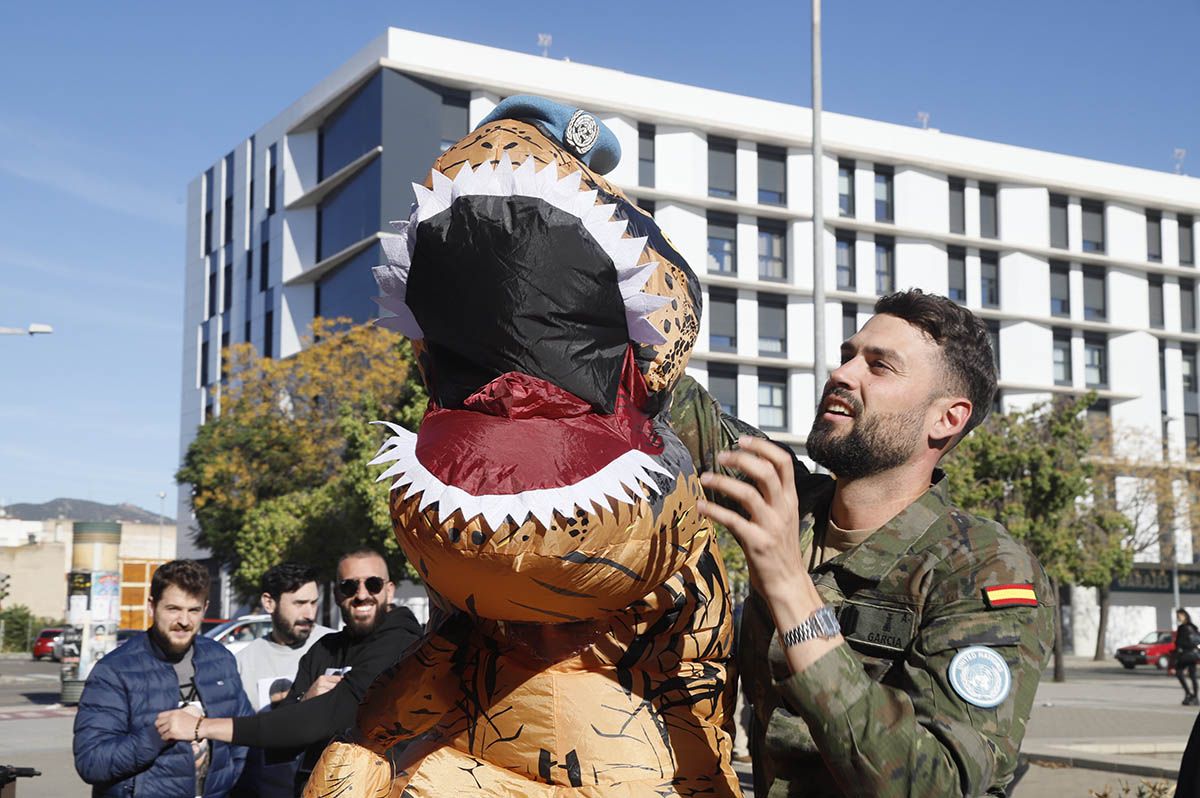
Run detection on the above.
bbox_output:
[73,559,251,797]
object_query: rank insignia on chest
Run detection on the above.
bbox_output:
[982,583,1038,608]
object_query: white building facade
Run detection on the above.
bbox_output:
[179,28,1200,649]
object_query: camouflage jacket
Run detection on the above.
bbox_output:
[670,377,1056,798]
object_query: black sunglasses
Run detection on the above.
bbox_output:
[337,576,385,598]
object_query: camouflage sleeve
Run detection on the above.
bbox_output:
[669,375,741,478]
[776,571,1055,796]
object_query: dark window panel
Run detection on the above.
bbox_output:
[638,124,655,188]
[314,244,381,325]
[875,236,894,295]
[317,158,381,261]
[1082,200,1105,253]
[708,365,738,416]
[707,213,737,275]
[757,368,788,430]
[1182,215,1196,266]
[947,246,966,303]
[1184,344,1198,393]
[199,329,209,388]
[708,137,737,199]
[980,251,999,307]
[757,294,787,356]
[1052,329,1072,385]
[1084,334,1107,387]
[758,220,786,280]
[836,232,856,290]
[267,144,277,215]
[439,91,469,153]
[948,177,965,235]
[874,165,894,223]
[207,266,217,319]
[979,182,998,239]
[757,145,786,206]
[1147,210,1163,262]
[838,159,855,217]
[1149,275,1164,329]
[1182,278,1196,332]
[1049,193,1069,249]
[842,303,857,342]
[709,289,737,352]
[318,73,383,180]
[222,262,232,312]
[1050,261,1071,317]
[1083,267,1107,321]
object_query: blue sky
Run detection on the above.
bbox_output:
[0,1,1196,517]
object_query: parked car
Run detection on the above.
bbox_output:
[32,628,62,661]
[203,614,272,655]
[1115,630,1176,670]
[200,618,229,635]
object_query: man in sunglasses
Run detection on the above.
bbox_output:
[156,549,423,797]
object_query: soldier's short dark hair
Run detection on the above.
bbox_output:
[260,562,320,600]
[150,559,211,603]
[874,289,997,437]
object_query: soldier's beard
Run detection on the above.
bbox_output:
[807,390,928,480]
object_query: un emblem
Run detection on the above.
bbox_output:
[948,646,1012,708]
[564,110,600,156]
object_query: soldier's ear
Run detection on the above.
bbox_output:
[930,396,972,447]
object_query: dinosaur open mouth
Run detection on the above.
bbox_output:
[371,348,670,532]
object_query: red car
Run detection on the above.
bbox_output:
[1115,630,1176,670]
[32,628,63,661]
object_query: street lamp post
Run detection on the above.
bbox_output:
[157,491,166,563]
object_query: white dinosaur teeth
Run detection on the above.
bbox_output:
[367,422,674,531]
[372,155,670,347]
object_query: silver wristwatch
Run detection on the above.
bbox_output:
[780,605,841,648]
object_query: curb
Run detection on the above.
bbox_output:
[1021,747,1180,780]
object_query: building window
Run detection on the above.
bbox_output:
[1147,210,1163,262]
[708,365,738,416]
[1149,274,1165,329]
[220,330,229,381]
[263,288,275,359]
[842,303,857,341]
[203,167,214,254]
[638,124,655,188]
[948,177,966,235]
[1049,193,1069,249]
[875,236,894,294]
[836,232,856,290]
[222,262,232,312]
[1050,261,1070,316]
[1083,267,1106,321]
[979,182,998,239]
[758,145,786,205]
[707,213,737,275]
[207,265,217,319]
[1183,278,1197,332]
[1052,329,1072,386]
[199,326,210,388]
[757,369,788,430]
[708,137,737,199]
[838,159,855,217]
[439,91,469,153]
[317,158,381,261]
[1187,413,1200,456]
[318,74,383,179]
[1182,215,1196,266]
[259,238,269,292]
[223,194,233,247]
[874,165,894,223]
[243,248,253,335]
[987,321,1000,371]
[1184,344,1198,393]
[1087,398,1111,441]
[1084,334,1107,387]
[980,251,999,307]
[709,289,737,351]
[314,244,381,325]
[758,294,787,356]
[947,246,966,303]
[1082,200,1105,253]
[757,220,786,280]
[267,143,277,215]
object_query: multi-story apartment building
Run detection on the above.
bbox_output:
[180,28,1200,653]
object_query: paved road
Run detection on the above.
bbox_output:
[0,654,1192,797]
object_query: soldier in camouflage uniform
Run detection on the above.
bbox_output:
[679,289,1055,797]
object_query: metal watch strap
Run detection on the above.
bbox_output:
[780,605,840,648]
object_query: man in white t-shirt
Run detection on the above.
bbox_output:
[237,563,335,711]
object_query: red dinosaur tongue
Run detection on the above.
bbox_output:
[415,348,662,495]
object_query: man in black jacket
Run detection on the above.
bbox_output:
[158,549,423,796]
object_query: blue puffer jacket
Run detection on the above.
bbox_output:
[73,631,252,797]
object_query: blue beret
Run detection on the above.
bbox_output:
[476,95,621,175]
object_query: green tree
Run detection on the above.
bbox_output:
[176,319,427,595]
[943,394,1132,682]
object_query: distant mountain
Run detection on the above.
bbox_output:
[2,498,175,525]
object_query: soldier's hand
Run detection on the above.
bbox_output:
[303,674,342,701]
[698,436,806,604]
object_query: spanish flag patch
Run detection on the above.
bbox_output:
[982,583,1038,608]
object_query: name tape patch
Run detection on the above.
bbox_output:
[948,646,1012,708]
[982,583,1038,608]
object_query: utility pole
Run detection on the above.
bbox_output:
[811,0,828,403]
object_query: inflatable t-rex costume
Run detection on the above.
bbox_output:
[305,96,741,797]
